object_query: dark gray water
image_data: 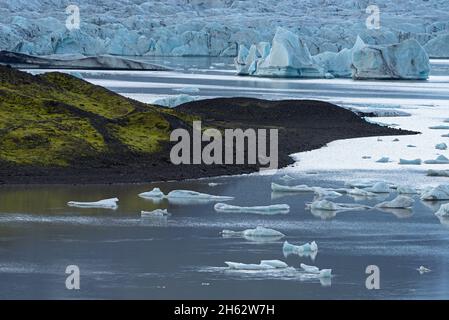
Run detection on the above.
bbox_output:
[1,173,448,299]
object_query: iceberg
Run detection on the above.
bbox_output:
[421,184,449,201]
[141,209,171,217]
[150,94,199,108]
[429,125,449,130]
[397,185,419,194]
[67,198,118,209]
[435,143,448,150]
[271,183,314,193]
[376,157,391,163]
[225,260,288,270]
[235,27,324,78]
[345,179,387,189]
[376,196,414,209]
[167,190,233,201]
[307,199,371,212]
[351,39,430,80]
[346,188,377,197]
[222,226,285,239]
[424,33,449,58]
[214,203,290,215]
[365,182,392,193]
[279,175,295,182]
[173,87,200,94]
[424,155,449,164]
[283,240,318,255]
[427,169,449,177]
[399,158,422,165]
[139,188,165,199]
[300,263,332,278]
[435,203,449,218]
[417,266,431,274]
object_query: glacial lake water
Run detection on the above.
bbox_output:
[4,58,449,299]
[1,173,449,299]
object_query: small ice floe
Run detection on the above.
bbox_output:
[67,198,118,209]
[435,143,448,150]
[407,145,417,148]
[173,87,200,94]
[424,155,449,164]
[365,182,392,193]
[139,188,165,199]
[221,226,285,240]
[435,203,449,217]
[225,260,288,270]
[346,188,377,197]
[417,266,431,274]
[421,184,449,200]
[399,158,422,165]
[393,138,400,142]
[429,125,449,130]
[397,185,419,194]
[376,196,414,209]
[141,209,171,218]
[167,190,233,202]
[214,203,290,215]
[307,199,371,212]
[344,179,388,189]
[279,175,295,182]
[376,157,391,163]
[300,263,332,278]
[271,183,313,193]
[208,182,220,187]
[283,241,318,258]
[427,169,449,177]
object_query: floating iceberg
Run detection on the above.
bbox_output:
[376,196,414,209]
[424,155,449,164]
[376,157,391,163]
[283,240,318,255]
[222,226,285,239]
[424,33,449,58]
[167,190,233,202]
[307,199,371,212]
[351,39,430,80]
[346,188,377,197]
[345,179,387,189]
[421,184,449,201]
[225,260,288,270]
[271,183,341,198]
[235,27,324,78]
[399,158,422,165]
[214,203,290,215]
[141,209,171,218]
[435,143,448,150]
[397,185,419,194]
[435,203,449,218]
[271,183,314,193]
[417,266,431,274]
[300,263,332,278]
[365,182,391,193]
[150,94,199,108]
[427,169,449,177]
[139,188,165,199]
[67,198,118,209]
[429,125,449,130]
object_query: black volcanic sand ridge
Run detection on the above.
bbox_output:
[0,66,418,184]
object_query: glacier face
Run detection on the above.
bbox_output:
[0,0,449,57]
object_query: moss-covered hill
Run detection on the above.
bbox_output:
[0,65,194,167]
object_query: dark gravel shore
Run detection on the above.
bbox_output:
[0,98,417,185]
